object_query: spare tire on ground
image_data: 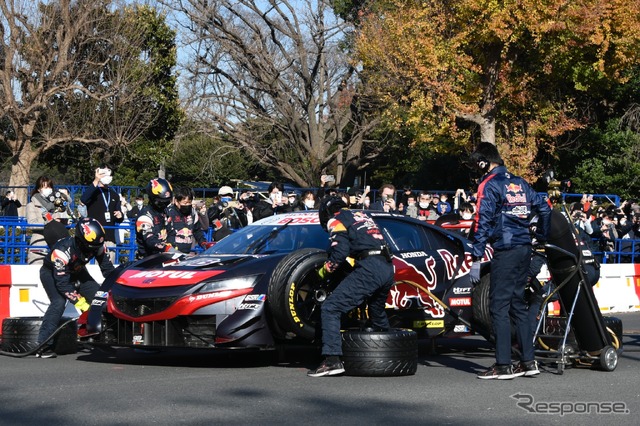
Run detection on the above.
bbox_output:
[1,317,78,355]
[341,328,417,377]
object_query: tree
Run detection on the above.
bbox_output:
[0,0,178,203]
[166,0,382,187]
[355,0,640,178]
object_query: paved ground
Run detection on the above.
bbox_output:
[1,312,639,425]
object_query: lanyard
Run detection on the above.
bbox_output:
[100,187,111,209]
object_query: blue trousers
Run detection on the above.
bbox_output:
[490,244,534,365]
[321,256,394,356]
[37,267,100,346]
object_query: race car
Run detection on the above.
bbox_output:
[84,211,493,350]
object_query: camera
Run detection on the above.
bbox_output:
[48,191,68,212]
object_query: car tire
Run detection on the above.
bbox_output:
[341,328,418,376]
[1,317,78,355]
[471,273,493,340]
[268,248,330,340]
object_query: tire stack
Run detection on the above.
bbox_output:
[1,317,78,355]
[341,329,417,377]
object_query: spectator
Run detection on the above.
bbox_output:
[166,186,207,254]
[1,190,22,217]
[80,165,125,260]
[398,186,414,211]
[452,188,469,213]
[299,190,318,210]
[25,176,57,265]
[209,186,247,241]
[286,191,300,211]
[116,192,132,245]
[370,184,397,212]
[436,193,452,215]
[416,192,438,221]
[135,178,174,259]
[252,182,291,221]
[316,174,337,200]
[127,196,145,220]
[405,193,418,218]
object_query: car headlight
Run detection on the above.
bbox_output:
[196,275,262,293]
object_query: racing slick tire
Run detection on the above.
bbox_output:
[341,329,418,377]
[1,317,78,355]
[471,273,518,344]
[268,248,330,340]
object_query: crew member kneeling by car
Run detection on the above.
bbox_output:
[36,218,115,358]
[308,196,394,377]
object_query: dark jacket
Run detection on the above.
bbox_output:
[135,206,170,259]
[472,165,551,258]
[43,236,114,300]
[81,185,124,243]
[324,209,388,272]
[165,204,206,254]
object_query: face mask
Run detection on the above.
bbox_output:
[179,205,192,216]
[419,202,429,209]
[408,202,415,207]
[462,213,473,220]
[40,188,53,198]
[288,197,296,204]
[304,199,315,209]
[100,175,113,185]
[270,192,281,203]
[136,201,143,208]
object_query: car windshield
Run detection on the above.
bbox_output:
[204,220,329,255]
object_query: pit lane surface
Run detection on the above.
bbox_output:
[1,312,639,426]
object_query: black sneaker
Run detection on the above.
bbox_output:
[513,360,540,377]
[307,358,345,377]
[36,348,57,359]
[477,364,515,380]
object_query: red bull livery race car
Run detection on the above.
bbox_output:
[85,211,493,350]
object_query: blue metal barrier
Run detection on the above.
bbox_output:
[1,217,215,264]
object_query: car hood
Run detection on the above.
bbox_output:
[115,254,270,289]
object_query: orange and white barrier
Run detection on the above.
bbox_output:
[1,263,639,325]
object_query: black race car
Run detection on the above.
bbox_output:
[84,211,492,350]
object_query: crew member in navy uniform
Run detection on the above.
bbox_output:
[166,186,207,254]
[135,178,176,259]
[308,196,394,377]
[469,142,551,379]
[36,218,115,358]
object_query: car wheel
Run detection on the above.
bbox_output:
[268,248,332,340]
[1,317,78,355]
[341,328,418,376]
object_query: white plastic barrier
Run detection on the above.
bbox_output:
[2,265,106,320]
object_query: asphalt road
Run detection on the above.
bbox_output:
[1,312,639,426]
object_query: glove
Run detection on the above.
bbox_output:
[317,265,329,279]
[469,262,481,285]
[74,297,91,312]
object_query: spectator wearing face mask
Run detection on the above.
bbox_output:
[80,165,124,252]
[208,186,248,241]
[128,196,145,219]
[416,192,438,221]
[26,175,57,264]
[251,182,291,221]
[298,190,318,210]
[287,191,300,211]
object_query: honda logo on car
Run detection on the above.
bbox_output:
[449,297,471,306]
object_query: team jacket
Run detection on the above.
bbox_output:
[165,204,206,254]
[324,209,388,272]
[136,206,170,258]
[43,236,115,303]
[472,165,551,258]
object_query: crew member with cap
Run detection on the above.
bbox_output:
[468,142,551,379]
[36,218,115,358]
[308,196,394,377]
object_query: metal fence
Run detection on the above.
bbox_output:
[0,218,214,265]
